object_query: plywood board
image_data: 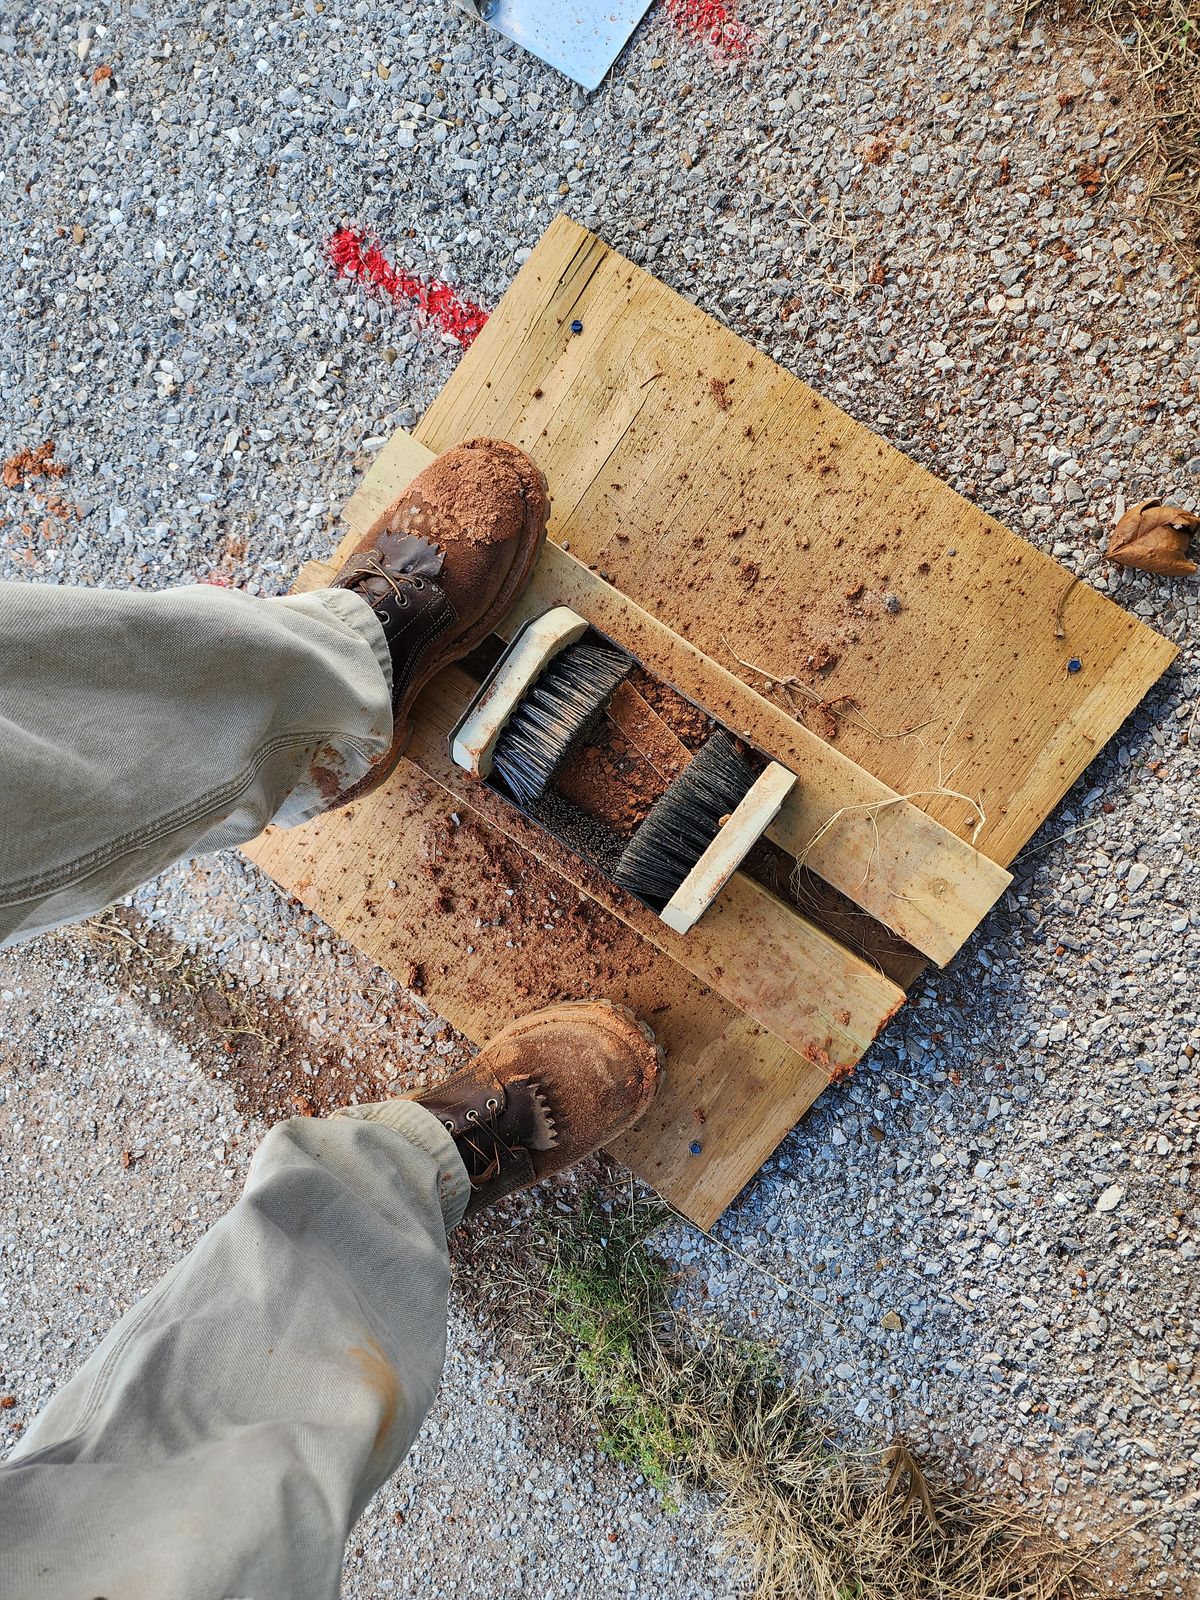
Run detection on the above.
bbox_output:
[246,217,1175,1226]
[326,428,1013,967]
[416,216,1176,869]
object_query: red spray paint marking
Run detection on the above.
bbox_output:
[326,227,489,349]
[665,0,752,57]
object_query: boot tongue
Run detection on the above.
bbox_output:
[417,1065,558,1155]
[500,1078,557,1152]
[447,1078,557,1191]
[375,530,445,578]
[334,532,445,596]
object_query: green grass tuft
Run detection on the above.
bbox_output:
[473,1190,1137,1600]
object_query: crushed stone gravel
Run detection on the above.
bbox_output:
[1,0,1198,1595]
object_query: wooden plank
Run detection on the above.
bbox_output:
[245,219,1175,1226]
[414,215,1176,869]
[284,564,909,1070]
[243,768,826,1231]
[497,541,1010,966]
[332,428,1013,967]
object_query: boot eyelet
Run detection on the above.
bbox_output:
[411,577,425,590]
[465,1108,479,1123]
[443,1119,455,1132]
[485,1096,499,1112]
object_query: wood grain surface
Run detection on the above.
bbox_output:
[417,216,1175,867]
[245,216,1174,1226]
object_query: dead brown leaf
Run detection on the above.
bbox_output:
[882,1438,940,1529]
[1108,496,1199,576]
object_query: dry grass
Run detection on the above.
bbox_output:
[71,908,272,1052]
[473,1192,1131,1600]
[1029,1,1200,260]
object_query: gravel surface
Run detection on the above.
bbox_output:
[0,929,740,1600]
[2,0,1198,1595]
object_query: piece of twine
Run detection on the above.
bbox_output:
[721,640,988,900]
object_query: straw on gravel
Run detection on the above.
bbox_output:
[467,1192,1120,1600]
[1030,1,1200,259]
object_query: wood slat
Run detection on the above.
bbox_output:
[416,215,1176,868]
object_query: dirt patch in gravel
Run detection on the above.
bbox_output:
[59,908,427,1124]
[2,439,67,490]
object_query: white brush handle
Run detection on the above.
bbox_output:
[450,606,588,779]
[660,762,797,935]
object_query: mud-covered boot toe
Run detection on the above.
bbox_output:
[411,1000,662,1218]
[331,438,549,803]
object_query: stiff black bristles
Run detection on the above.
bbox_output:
[491,641,631,808]
[613,732,756,908]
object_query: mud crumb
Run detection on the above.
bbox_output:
[3,440,67,490]
[627,667,714,751]
[709,376,732,410]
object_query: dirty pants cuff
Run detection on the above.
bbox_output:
[333,1098,472,1232]
[310,585,395,704]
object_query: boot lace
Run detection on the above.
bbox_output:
[354,552,429,607]
[440,1098,521,1186]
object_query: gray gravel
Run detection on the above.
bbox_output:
[0,929,740,1600]
[2,0,1199,1595]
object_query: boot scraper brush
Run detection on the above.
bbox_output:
[450,607,796,934]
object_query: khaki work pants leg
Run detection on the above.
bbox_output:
[0,580,393,947]
[1,578,472,1597]
[0,1106,470,1600]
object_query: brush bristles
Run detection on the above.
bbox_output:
[491,642,631,808]
[613,733,756,908]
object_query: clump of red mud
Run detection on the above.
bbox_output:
[413,440,540,547]
[3,440,68,490]
[327,227,489,348]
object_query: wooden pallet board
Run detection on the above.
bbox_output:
[304,430,1013,968]
[246,217,1175,1227]
[417,216,1176,867]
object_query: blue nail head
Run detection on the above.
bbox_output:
[689,1140,703,1156]
[1068,657,1082,673]
[570,319,584,335]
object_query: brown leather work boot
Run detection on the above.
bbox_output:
[340,1002,662,1219]
[332,437,549,801]
[419,1000,662,1217]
